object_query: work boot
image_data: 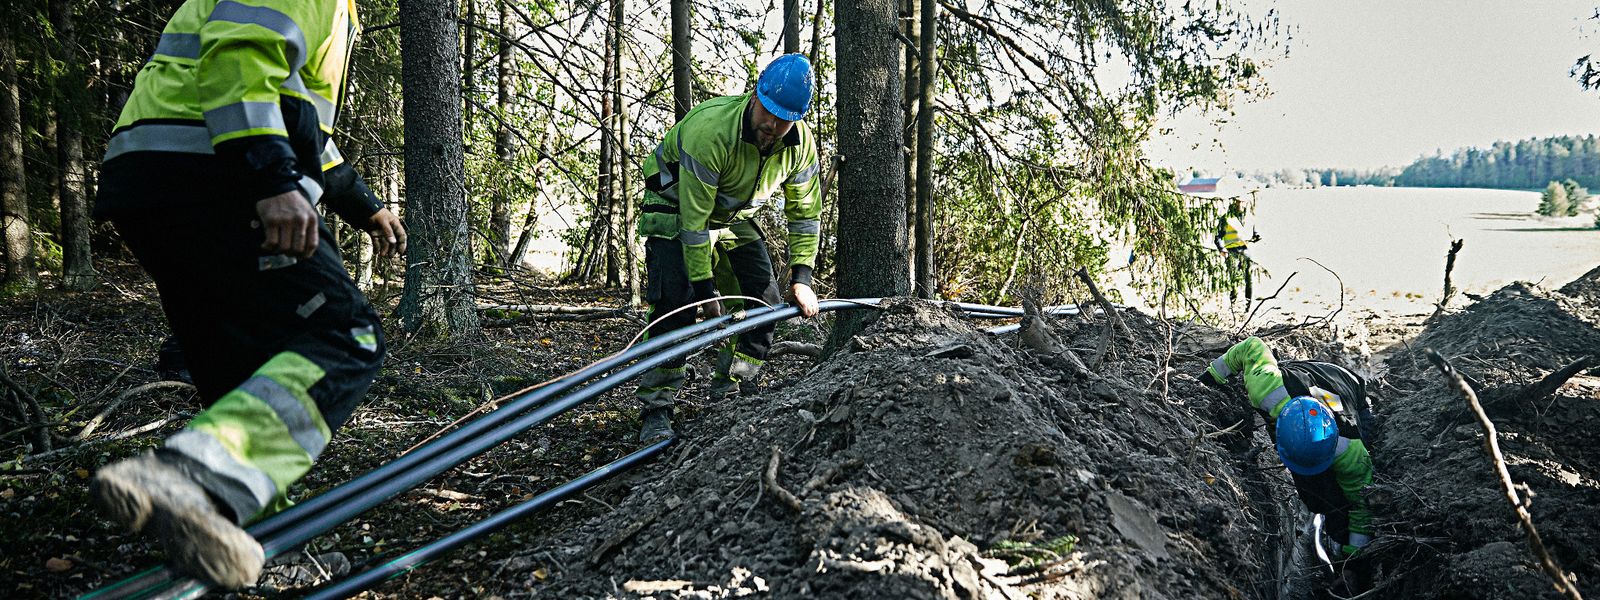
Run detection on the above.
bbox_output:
[707,375,739,402]
[639,407,675,443]
[91,451,266,589]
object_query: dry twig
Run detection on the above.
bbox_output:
[1424,349,1584,600]
[74,381,195,441]
[765,445,803,513]
[1074,268,1124,367]
[1431,239,1465,319]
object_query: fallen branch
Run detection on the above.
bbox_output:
[476,303,619,314]
[74,381,195,441]
[24,415,185,464]
[481,309,633,328]
[1424,349,1584,600]
[0,364,52,452]
[1513,356,1595,403]
[769,341,824,360]
[1074,268,1124,367]
[765,445,803,513]
[1431,238,1465,319]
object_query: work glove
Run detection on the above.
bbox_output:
[691,279,723,318]
[1197,366,1224,388]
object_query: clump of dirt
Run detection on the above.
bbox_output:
[1365,267,1600,598]
[506,299,1289,598]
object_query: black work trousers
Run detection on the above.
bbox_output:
[113,199,384,522]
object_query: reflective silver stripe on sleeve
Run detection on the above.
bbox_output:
[1258,385,1290,413]
[1347,532,1372,548]
[238,375,329,459]
[307,91,336,130]
[788,162,819,185]
[654,143,674,188]
[155,33,201,59]
[165,429,278,508]
[208,0,307,69]
[104,124,215,161]
[679,229,711,245]
[787,219,820,235]
[715,192,748,210]
[678,151,720,187]
[297,175,324,205]
[320,139,344,167]
[1334,436,1351,457]
[204,101,286,139]
[1210,356,1232,380]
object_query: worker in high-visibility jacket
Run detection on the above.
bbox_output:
[633,54,823,443]
[1214,196,1259,311]
[88,0,403,589]
[1200,336,1379,592]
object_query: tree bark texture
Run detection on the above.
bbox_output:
[913,0,936,299]
[612,0,638,305]
[830,0,909,347]
[901,0,918,286]
[784,0,800,54]
[399,0,480,338]
[486,0,513,268]
[51,0,97,291]
[670,0,692,121]
[0,29,36,290]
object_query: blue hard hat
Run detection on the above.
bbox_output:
[1276,396,1339,475]
[756,54,814,121]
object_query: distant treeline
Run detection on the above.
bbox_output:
[1286,135,1600,190]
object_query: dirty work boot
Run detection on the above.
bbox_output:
[707,375,740,402]
[91,451,266,589]
[639,407,675,443]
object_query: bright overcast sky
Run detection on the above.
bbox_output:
[1148,0,1600,174]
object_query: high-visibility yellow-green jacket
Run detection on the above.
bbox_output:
[1217,216,1249,250]
[1205,337,1375,548]
[637,94,823,287]
[94,0,380,223]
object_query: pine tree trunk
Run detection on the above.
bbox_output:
[913,0,936,299]
[829,0,908,350]
[901,0,918,286]
[670,0,691,121]
[485,0,513,268]
[462,0,476,133]
[399,0,480,339]
[51,0,96,292]
[593,15,617,286]
[613,0,637,305]
[784,0,800,54]
[0,29,36,291]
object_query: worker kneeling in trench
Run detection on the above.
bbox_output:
[1200,336,1379,595]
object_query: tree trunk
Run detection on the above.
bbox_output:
[670,0,691,121]
[612,0,637,305]
[593,16,616,286]
[829,0,908,349]
[509,162,544,268]
[0,28,36,291]
[784,0,800,54]
[51,0,96,291]
[462,0,476,133]
[913,0,936,299]
[808,0,826,68]
[901,0,918,286]
[485,0,513,268]
[399,0,480,339]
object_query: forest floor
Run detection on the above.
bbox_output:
[1,259,1597,599]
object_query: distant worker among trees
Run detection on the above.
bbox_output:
[1214,196,1259,312]
[632,54,824,443]
[1200,336,1379,594]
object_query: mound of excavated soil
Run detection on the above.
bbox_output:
[498,300,1297,599]
[1367,267,1600,599]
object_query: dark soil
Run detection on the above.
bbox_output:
[5,262,1598,599]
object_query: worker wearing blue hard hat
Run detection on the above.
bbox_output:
[1200,336,1380,593]
[633,54,823,443]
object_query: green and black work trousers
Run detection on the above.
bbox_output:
[636,228,781,411]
